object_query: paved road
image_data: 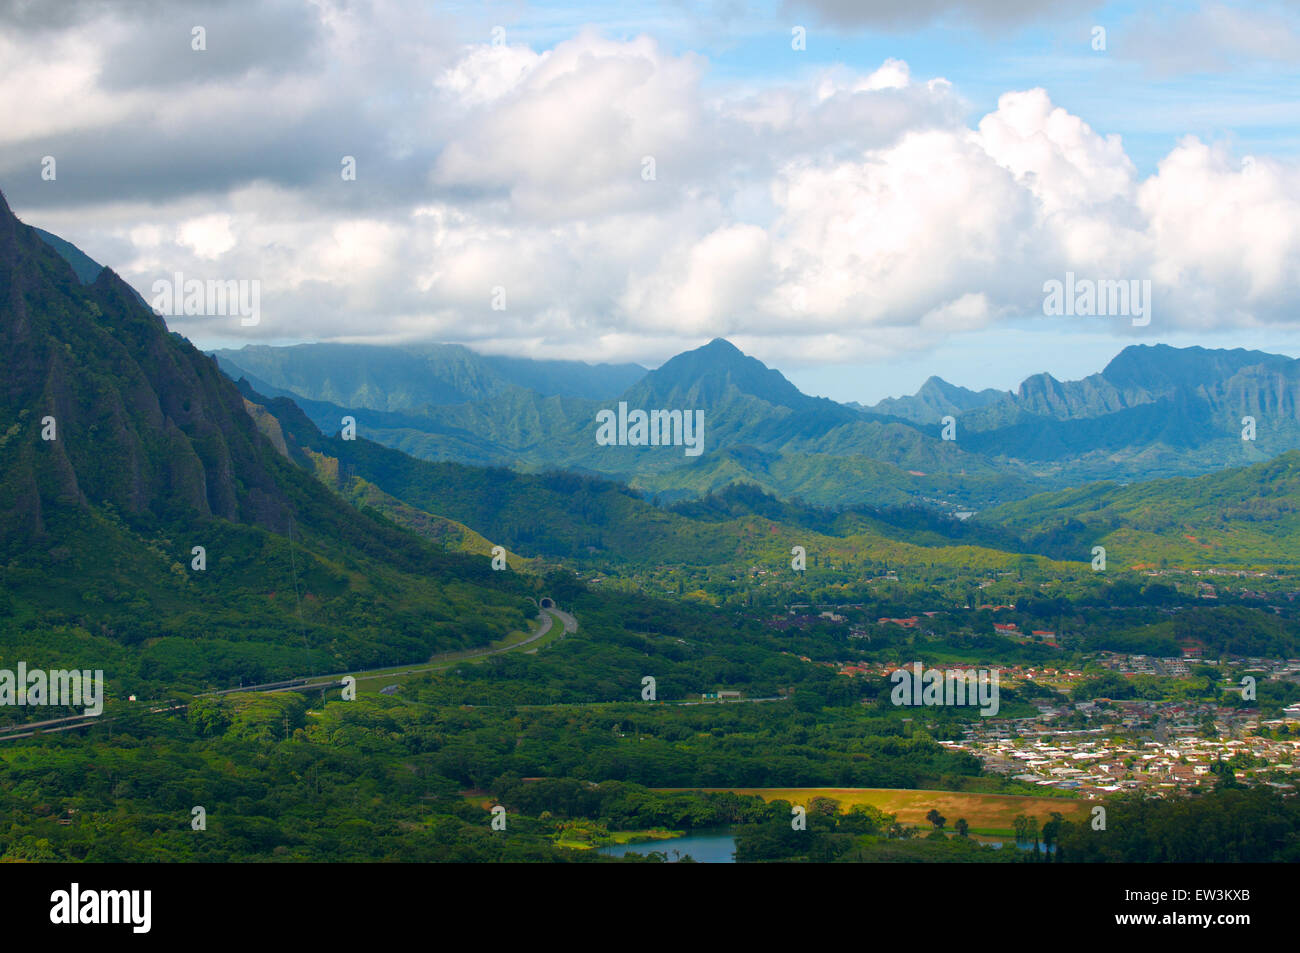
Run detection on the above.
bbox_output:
[0,606,578,740]
[306,606,576,689]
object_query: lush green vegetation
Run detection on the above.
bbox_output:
[1054,788,1300,863]
[981,451,1300,567]
[6,201,1300,866]
[0,204,544,695]
[215,338,1300,504]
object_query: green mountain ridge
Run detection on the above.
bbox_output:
[0,190,538,690]
[232,376,1056,571]
[223,336,1022,509]
[214,334,1300,507]
[950,345,1300,478]
[862,376,1010,423]
[979,449,1300,567]
[238,371,1300,585]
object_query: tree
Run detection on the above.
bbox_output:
[1041,811,1064,863]
[1211,758,1242,789]
[1013,814,1030,846]
[954,817,969,837]
[810,796,840,818]
[925,808,946,830]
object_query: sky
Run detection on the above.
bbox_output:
[4,0,1300,403]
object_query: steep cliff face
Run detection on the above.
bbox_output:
[1008,345,1298,425]
[0,191,532,679]
[0,189,294,540]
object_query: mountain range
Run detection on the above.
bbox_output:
[214,336,1300,510]
[25,220,1300,517]
[909,344,1299,480]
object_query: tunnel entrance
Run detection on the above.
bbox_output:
[540,597,554,609]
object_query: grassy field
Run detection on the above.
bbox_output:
[653,787,1094,832]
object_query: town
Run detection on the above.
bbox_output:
[828,653,1300,797]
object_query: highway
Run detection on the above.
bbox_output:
[0,605,577,741]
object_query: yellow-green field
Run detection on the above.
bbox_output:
[653,787,1093,832]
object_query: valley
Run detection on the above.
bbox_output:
[1,195,1298,866]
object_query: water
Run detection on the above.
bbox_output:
[596,831,736,863]
[985,841,1058,853]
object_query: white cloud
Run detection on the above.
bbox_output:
[784,0,1102,30]
[622,223,772,333]
[976,88,1135,214]
[431,30,713,220]
[7,12,1300,363]
[763,126,1038,328]
[435,43,546,106]
[1139,139,1300,323]
[177,214,236,259]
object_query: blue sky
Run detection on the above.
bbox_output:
[492,0,1300,176]
[785,324,1300,403]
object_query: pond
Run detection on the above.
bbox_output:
[596,831,737,863]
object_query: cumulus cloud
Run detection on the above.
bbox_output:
[3,1,1300,364]
[430,30,716,220]
[1139,140,1300,324]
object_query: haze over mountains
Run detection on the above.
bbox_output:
[218,337,1014,507]
[214,342,646,408]
[214,336,1300,509]
[859,377,1008,423]
[928,344,1299,478]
